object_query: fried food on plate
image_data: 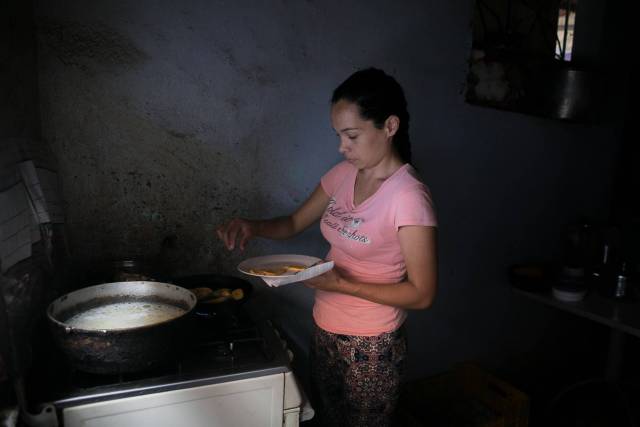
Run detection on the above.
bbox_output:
[248,264,307,276]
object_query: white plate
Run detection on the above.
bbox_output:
[238,254,323,278]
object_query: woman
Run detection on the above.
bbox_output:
[217,67,437,427]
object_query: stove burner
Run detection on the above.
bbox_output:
[196,335,274,365]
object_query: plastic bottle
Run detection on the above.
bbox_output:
[614,262,628,299]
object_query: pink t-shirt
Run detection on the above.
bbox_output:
[313,161,437,336]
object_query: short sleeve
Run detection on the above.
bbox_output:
[393,184,437,230]
[320,161,353,196]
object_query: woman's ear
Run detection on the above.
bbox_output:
[385,115,400,137]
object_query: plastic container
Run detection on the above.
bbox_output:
[552,284,587,302]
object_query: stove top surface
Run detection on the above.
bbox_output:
[29,307,290,407]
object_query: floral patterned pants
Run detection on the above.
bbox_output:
[310,325,407,427]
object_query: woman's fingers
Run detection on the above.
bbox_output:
[239,222,256,251]
[215,222,234,250]
[216,218,252,251]
[239,230,250,251]
[226,223,240,250]
[215,226,228,249]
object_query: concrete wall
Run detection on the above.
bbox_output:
[35,0,621,383]
[1,1,40,140]
[1,0,41,386]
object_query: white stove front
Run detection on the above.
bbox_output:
[63,371,308,427]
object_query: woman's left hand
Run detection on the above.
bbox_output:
[303,268,346,293]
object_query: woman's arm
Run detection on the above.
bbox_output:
[216,184,330,251]
[304,225,437,309]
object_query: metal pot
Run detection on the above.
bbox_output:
[46,281,197,374]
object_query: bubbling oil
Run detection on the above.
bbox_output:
[66,302,186,330]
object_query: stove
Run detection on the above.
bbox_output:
[27,305,311,427]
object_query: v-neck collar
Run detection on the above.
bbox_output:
[349,163,410,210]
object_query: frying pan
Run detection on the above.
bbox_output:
[170,274,252,316]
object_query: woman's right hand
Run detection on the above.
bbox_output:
[216,218,257,251]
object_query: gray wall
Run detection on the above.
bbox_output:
[1,0,41,384]
[1,1,40,140]
[35,0,621,381]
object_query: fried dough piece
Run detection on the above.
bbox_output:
[201,288,242,304]
[201,295,229,304]
[212,288,231,298]
[231,288,244,300]
[191,287,214,300]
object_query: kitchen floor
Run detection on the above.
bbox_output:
[537,380,640,427]
[300,417,320,426]
[288,317,640,426]
[299,382,640,426]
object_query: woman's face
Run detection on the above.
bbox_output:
[330,100,398,170]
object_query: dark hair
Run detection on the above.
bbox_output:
[331,67,412,164]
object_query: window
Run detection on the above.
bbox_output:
[465,0,595,120]
[555,0,577,61]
